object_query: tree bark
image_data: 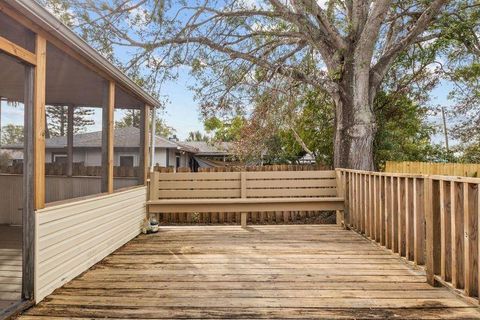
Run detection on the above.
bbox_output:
[333,66,376,171]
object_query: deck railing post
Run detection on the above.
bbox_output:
[425,177,441,286]
[149,171,159,201]
[335,170,345,228]
[345,171,350,227]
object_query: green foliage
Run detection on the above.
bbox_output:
[457,140,480,163]
[373,92,446,169]
[1,124,24,145]
[239,89,444,168]
[258,90,334,165]
[434,0,480,155]
[115,109,176,138]
[115,110,142,129]
[204,116,244,142]
[46,106,95,138]
[186,131,209,142]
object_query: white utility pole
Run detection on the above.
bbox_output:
[441,106,449,153]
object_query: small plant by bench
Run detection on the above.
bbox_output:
[147,170,345,227]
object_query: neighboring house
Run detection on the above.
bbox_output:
[180,141,234,169]
[4,127,197,169]
[3,130,239,171]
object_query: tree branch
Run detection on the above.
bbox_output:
[371,0,450,90]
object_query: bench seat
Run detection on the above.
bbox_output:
[147,197,344,213]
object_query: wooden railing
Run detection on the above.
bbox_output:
[337,168,479,302]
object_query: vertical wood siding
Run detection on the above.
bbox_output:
[34,186,146,302]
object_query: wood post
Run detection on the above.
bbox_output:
[413,177,425,265]
[345,172,350,227]
[101,80,114,193]
[425,178,441,286]
[405,178,415,261]
[398,178,406,256]
[335,170,345,228]
[463,182,478,297]
[385,176,392,250]
[22,64,35,301]
[66,104,74,177]
[149,171,159,201]
[379,176,386,246]
[391,177,399,253]
[450,181,464,288]
[34,34,46,210]
[440,180,452,282]
[139,105,149,185]
[241,172,247,228]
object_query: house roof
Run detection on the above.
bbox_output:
[2,0,161,108]
[180,141,232,156]
[4,127,189,150]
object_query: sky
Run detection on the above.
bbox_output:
[160,69,205,139]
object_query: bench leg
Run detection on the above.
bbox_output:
[241,212,247,228]
[336,210,345,228]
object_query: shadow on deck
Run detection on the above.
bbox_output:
[18,225,480,319]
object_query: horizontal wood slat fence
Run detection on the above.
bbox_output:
[337,168,480,303]
[153,164,330,173]
[0,163,140,177]
[385,161,480,177]
[148,170,342,225]
[198,164,331,172]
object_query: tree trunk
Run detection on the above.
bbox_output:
[333,72,376,170]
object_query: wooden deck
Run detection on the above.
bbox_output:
[19,225,480,319]
[0,226,22,311]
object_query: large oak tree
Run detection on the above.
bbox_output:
[53,0,458,169]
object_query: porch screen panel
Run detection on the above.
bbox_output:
[113,86,146,190]
[44,41,108,203]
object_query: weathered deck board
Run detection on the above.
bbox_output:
[0,225,22,313]
[20,225,480,319]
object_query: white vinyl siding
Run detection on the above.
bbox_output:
[35,186,147,302]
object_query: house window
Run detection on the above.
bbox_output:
[120,156,134,167]
[52,153,67,164]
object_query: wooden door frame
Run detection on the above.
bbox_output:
[0,53,36,320]
[23,62,35,302]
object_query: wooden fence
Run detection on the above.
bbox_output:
[153,164,330,173]
[385,161,480,177]
[149,169,339,224]
[0,163,140,177]
[337,169,480,302]
[198,164,331,172]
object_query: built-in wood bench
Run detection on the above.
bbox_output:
[147,170,345,227]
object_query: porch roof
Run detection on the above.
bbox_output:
[1,0,161,108]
